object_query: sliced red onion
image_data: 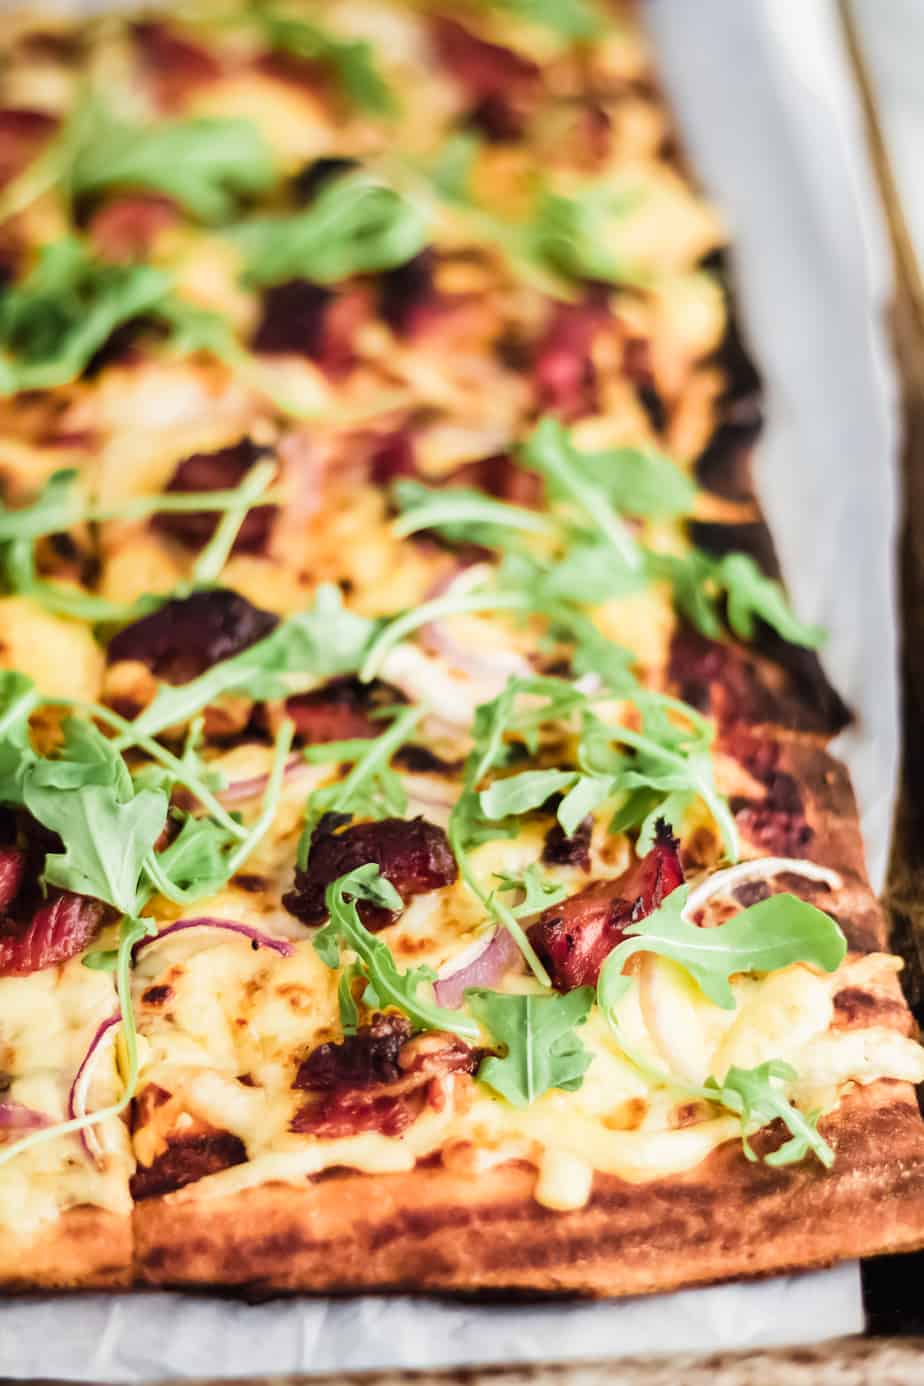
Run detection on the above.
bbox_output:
[135,917,295,957]
[433,927,522,1008]
[421,617,533,683]
[0,1100,51,1133]
[217,753,306,805]
[68,1013,120,1164]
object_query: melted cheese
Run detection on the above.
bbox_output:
[0,961,132,1242]
[132,919,924,1213]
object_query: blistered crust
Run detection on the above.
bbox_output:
[132,1081,924,1296]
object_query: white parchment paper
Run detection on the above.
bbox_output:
[0,0,900,1376]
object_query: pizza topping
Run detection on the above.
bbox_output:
[252,279,375,377]
[0,847,26,911]
[433,926,522,1008]
[0,1101,50,1135]
[152,440,278,555]
[0,108,59,189]
[88,194,179,263]
[106,588,279,684]
[528,824,684,991]
[250,9,393,114]
[0,891,104,977]
[533,293,611,419]
[134,917,295,959]
[291,1016,477,1139]
[684,858,841,924]
[130,1128,247,1199]
[286,676,401,746]
[133,21,223,109]
[428,17,540,140]
[67,1013,119,1164]
[284,815,457,929]
[541,812,592,871]
[294,1013,412,1091]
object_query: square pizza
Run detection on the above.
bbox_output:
[0,0,922,1298]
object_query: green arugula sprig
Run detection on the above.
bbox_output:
[391,480,555,545]
[314,864,478,1039]
[0,462,280,625]
[597,883,846,1016]
[467,986,594,1106]
[67,104,276,224]
[0,92,275,226]
[231,170,427,287]
[296,703,423,868]
[252,5,394,113]
[704,1061,833,1168]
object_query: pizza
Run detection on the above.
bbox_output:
[0,0,923,1300]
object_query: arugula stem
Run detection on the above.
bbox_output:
[56,699,249,842]
[189,460,277,587]
[224,718,295,876]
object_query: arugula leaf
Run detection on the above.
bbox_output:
[314,865,478,1039]
[0,470,84,543]
[597,884,846,1014]
[556,772,612,836]
[479,767,578,821]
[649,549,823,650]
[519,417,642,571]
[233,171,427,287]
[492,864,568,917]
[68,105,275,223]
[467,986,594,1106]
[484,0,603,39]
[704,1060,834,1168]
[359,586,532,683]
[580,446,698,520]
[253,7,394,113]
[297,704,421,867]
[0,239,173,394]
[121,585,376,745]
[143,815,236,904]
[529,186,638,286]
[719,553,825,648]
[23,774,166,916]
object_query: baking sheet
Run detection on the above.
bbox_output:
[0,0,899,1377]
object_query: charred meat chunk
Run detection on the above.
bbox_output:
[107,588,278,684]
[152,438,277,555]
[528,823,683,990]
[283,815,458,929]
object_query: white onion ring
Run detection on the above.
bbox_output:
[68,1014,120,1165]
[684,858,842,922]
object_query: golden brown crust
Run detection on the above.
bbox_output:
[133,1081,924,1296]
[715,731,888,952]
[0,1207,132,1291]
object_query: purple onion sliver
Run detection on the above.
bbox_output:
[0,1100,51,1132]
[217,753,305,806]
[67,1012,121,1162]
[433,927,521,1008]
[134,918,295,957]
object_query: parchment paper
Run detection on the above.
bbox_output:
[0,0,900,1377]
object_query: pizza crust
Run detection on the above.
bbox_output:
[133,1080,924,1296]
[0,1207,132,1291]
